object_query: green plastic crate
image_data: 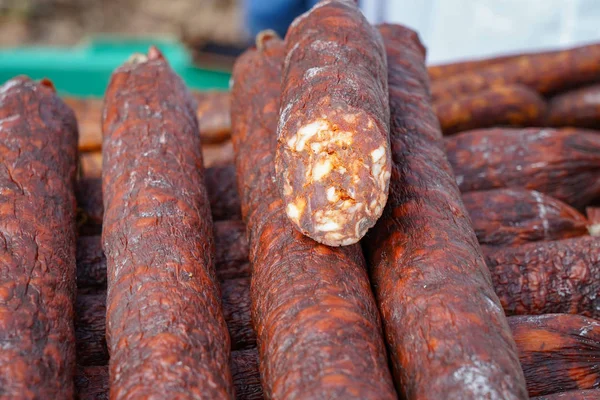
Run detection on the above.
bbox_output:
[0,36,232,97]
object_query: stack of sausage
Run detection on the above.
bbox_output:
[1,0,599,399]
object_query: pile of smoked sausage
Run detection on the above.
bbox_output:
[1,1,599,399]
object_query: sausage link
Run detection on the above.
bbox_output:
[434,85,547,135]
[77,164,242,228]
[445,127,600,210]
[78,236,600,355]
[463,188,588,247]
[192,90,232,144]
[64,92,231,152]
[77,221,249,289]
[0,77,78,398]
[76,274,255,366]
[546,84,600,129]
[508,314,600,397]
[362,24,528,399]
[428,53,522,81]
[531,389,600,400]
[485,236,600,319]
[431,42,600,102]
[75,350,263,400]
[102,48,234,398]
[231,32,396,398]
[276,0,391,246]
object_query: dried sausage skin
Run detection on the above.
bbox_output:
[102,48,234,399]
[431,43,600,102]
[276,0,391,246]
[463,188,588,247]
[0,77,78,398]
[509,314,600,397]
[546,84,600,129]
[446,127,600,210]
[486,236,600,319]
[363,24,528,399]
[231,32,396,399]
[434,85,546,135]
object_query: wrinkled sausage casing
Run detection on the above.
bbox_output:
[463,188,588,247]
[546,84,600,129]
[431,43,600,102]
[102,48,234,399]
[0,77,78,398]
[486,236,600,319]
[509,314,600,397]
[363,24,528,400]
[434,84,547,135]
[231,32,396,399]
[446,127,600,210]
[276,0,391,246]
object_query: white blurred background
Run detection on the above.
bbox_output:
[363,0,600,64]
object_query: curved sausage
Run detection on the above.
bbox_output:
[363,24,528,399]
[231,32,396,399]
[0,77,78,398]
[463,188,588,247]
[428,53,522,81]
[446,127,600,210]
[276,0,391,246]
[102,47,234,398]
[434,85,546,135]
[431,42,600,102]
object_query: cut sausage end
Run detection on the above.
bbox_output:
[278,114,390,246]
[588,223,600,237]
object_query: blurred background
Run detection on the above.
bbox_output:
[2,0,600,93]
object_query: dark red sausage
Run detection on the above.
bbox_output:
[428,53,523,81]
[102,48,234,398]
[546,84,600,129]
[508,314,600,397]
[445,127,600,210]
[76,274,255,365]
[431,42,600,102]
[75,350,263,400]
[531,389,600,400]
[363,24,528,399]
[276,0,391,246]
[463,188,589,247]
[0,77,78,398]
[231,32,396,398]
[485,236,600,319]
[76,221,249,289]
[434,85,547,135]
